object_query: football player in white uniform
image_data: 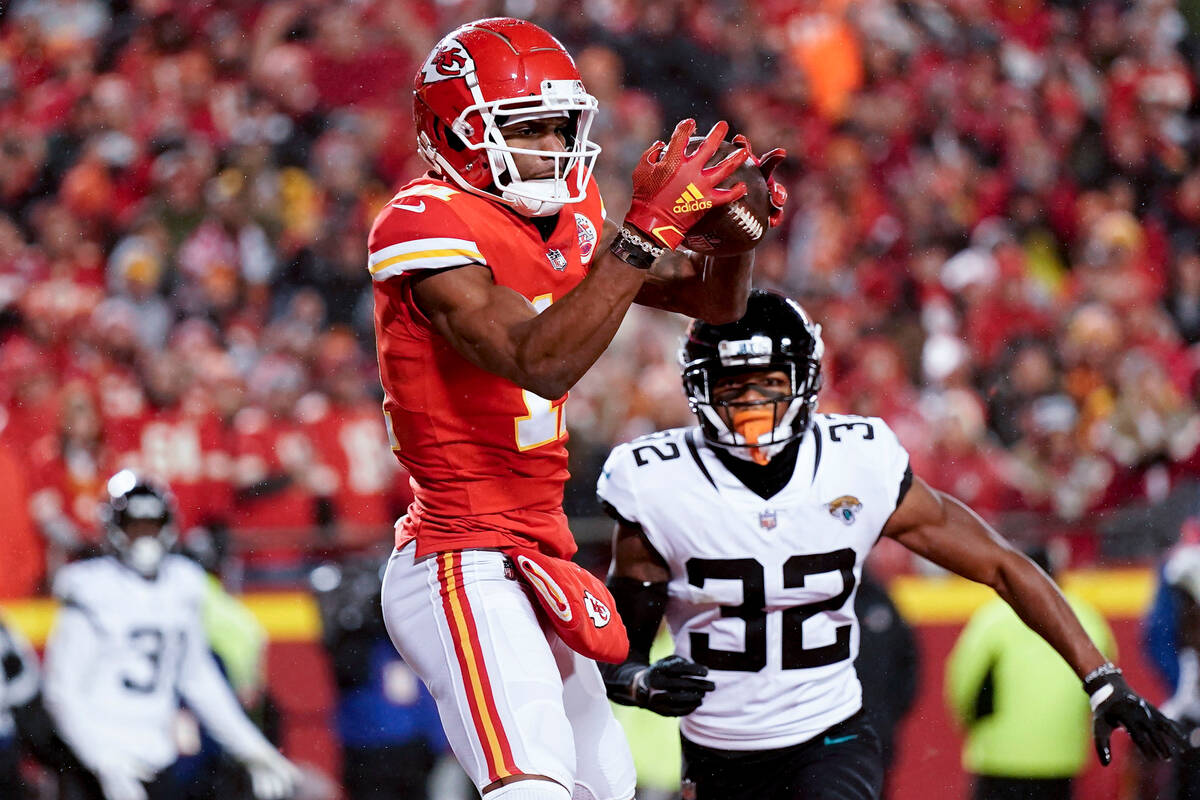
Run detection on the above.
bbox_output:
[597,290,1184,799]
[43,470,301,800]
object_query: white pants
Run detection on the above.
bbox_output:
[381,544,636,800]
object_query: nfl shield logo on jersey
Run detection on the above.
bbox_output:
[759,510,777,529]
[827,495,863,525]
[546,248,568,271]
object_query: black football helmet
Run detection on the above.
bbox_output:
[100,470,177,578]
[680,290,824,459]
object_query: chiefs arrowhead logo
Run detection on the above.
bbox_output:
[420,39,474,84]
[583,590,611,628]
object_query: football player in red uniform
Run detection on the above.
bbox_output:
[372,17,787,800]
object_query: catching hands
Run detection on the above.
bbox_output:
[731,133,788,227]
[625,119,749,251]
[1086,663,1187,765]
[607,654,716,717]
[243,747,303,800]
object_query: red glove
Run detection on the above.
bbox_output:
[625,119,749,251]
[732,133,788,227]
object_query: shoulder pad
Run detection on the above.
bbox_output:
[368,182,486,282]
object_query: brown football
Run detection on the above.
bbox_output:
[682,138,770,257]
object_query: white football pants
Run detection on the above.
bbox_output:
[381,544,636,799]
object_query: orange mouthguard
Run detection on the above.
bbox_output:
[732,408,775,465]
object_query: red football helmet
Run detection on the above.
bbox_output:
[413,17,600,217]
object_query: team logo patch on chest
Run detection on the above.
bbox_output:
[575,213,597,264]
[546,248,568,271]
[759,510,777,529]
[827,495,863,525]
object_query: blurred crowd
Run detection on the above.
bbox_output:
[6,0,1200,595]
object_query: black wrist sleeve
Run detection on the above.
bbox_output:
[598,576,668,703]
[608,576,668,664]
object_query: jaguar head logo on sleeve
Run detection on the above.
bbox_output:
[827,495,863,525]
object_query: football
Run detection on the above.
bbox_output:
[682,138,771,256]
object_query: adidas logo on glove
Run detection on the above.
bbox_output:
[673,183,713,213]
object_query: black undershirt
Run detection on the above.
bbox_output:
[710,438,803,500]
[531,214,557,241]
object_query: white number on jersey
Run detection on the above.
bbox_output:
[515,294,566,451]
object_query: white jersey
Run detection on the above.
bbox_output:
[43,555,275,773]
[597,413,910,751]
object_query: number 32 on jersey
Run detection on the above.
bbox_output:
[515,294,566,451]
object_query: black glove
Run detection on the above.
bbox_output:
[1086,663,1187,765]
[603,655,715,717]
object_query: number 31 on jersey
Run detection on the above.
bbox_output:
[515,294,566,451]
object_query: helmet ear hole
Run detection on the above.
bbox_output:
[437,120,468,153]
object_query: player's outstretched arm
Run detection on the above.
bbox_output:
[883,476,1186,765]
[177,609,301,799]
[412,121,750,400]
[598,521,715,716]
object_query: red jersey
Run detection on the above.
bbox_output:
[369,175,605,558]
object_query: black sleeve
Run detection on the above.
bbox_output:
[599,576,669,705]
[895,463,913,509]
[608,576,668,664]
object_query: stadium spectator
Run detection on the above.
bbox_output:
[4,0,1200,578]
[947,545,1116,800]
